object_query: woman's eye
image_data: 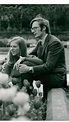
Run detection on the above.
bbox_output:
[10,46,17,48]
[10,46,12,48]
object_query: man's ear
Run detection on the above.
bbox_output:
[43,26,46,31]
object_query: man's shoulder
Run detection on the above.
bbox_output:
[50,34,60,40]
[47,34,64,49]
[49,34,61,44]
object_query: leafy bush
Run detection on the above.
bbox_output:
[0,38,9,47]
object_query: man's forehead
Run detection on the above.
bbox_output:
[32,21,40,27]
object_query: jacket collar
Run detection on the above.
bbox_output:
[42,34,51,55]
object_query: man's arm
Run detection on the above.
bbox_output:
[18,40,63,74]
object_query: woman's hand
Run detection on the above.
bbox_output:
[1,62,8,73]
[13,56,25,70]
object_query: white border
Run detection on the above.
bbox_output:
[0,0,69,4]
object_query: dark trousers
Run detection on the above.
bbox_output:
[20,71,66,101]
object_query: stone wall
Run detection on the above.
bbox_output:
[46,88,68,120]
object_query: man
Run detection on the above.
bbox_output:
[13,16,67,99]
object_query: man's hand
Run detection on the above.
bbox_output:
[18,64,30,73]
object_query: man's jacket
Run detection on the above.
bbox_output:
[30,34,66,75]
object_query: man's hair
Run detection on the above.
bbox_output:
[37,20,49,33]
[30,17,51,34]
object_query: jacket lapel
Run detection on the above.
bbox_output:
[42,34,51,56]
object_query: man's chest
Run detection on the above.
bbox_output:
[36,42,48,61]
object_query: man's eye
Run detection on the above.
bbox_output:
[31,27,39,30]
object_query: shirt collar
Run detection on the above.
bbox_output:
[40,34,48,45]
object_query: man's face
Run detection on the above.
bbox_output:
[31,21,44,39]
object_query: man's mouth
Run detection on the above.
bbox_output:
[34,33,37,36]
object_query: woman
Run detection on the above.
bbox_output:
[2,36,27,88]
[2,36,43,89]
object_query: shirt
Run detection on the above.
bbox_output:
[39,34,48,46]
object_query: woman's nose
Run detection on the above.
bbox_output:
[10,46,14,50]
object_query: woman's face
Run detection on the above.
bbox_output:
[10,41,20,56]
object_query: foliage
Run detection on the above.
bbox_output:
[0,97,46,120]
[0,4,69,32]
[0,38,9,47]
[0,4,69,45]
[0,78,47,120]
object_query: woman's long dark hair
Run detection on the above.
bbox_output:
[8,36,27,64]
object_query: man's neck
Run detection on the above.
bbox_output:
[40,32,46,40]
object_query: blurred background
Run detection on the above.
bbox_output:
[0,4,69,40]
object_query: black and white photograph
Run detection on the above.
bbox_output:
[0,2,69,120]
